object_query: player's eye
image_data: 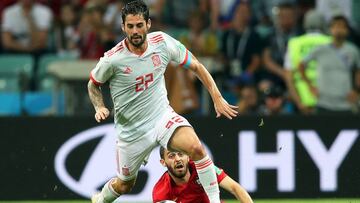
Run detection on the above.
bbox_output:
[177,152,183,157]
[127,24,134,29]
[168,153,175,159]
[136,23,144,28]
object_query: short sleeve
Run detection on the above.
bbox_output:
[163,32,192,68]
[90,56,113,85]
[214,165,227,183]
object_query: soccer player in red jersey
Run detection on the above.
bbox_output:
[153,147,253,203]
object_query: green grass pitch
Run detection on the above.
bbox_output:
[1,199,360,203]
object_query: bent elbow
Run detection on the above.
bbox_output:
[87,80,93,89]
[88,80,98,91]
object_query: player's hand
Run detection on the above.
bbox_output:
[95,107,110,123]
[214,97,238,120]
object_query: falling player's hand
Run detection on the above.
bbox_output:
[214,97,238,120]
[95,107,110,123]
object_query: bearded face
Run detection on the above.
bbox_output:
[123,14,150,47]
[162,151,190,179]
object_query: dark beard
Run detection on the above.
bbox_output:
[167,164,188,179]
[128,34,146,47]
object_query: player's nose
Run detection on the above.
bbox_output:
[131,27,139,34]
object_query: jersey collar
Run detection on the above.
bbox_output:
[123,39,149,57]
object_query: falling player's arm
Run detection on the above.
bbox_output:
[188,55,238,119]
[219,176,253,203]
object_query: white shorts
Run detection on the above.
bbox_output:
[115,107,191,181]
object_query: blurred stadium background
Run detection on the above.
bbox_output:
[1,0,360,202]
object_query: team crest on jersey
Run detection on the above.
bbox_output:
[122,166,130,176]
[151,54,161,67]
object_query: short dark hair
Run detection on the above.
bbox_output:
[330,15,349,28]
[277,2,295,10]
[121,0,149,23]
[159,146,165,159]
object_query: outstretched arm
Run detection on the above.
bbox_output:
[219,176,253,203]
[87,80,110,122]
[187,55,238,119]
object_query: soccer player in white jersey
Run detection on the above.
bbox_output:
[88,1,238,202]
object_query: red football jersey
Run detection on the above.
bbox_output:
[152,161,227,203]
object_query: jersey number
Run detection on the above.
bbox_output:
[135,73,154,92]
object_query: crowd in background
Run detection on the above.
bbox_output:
[1,0,360,116]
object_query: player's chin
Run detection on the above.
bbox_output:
[132,38,141,42]
[173,166,186,176]
[175,167,185,173]
[174,171,186,178]
[131,37,143,44]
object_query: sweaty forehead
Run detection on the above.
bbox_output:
[124,14,146,24]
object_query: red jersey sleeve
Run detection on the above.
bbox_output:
[215,165,228,183]
[152,172,172,203]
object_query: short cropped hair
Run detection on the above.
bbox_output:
[277,2,295,10]
[121,0,150,23]
[330,15,349,28]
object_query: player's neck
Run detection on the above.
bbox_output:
[333,39,345,48]
[125,38,148,56]
[170,171,191,186]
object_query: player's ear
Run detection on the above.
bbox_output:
[146,18,151,30]
[121,23,125,32]
[160,159,166,167]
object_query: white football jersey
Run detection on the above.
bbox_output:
[90,31,191,141]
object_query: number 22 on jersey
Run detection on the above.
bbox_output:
[135,73,154,92]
